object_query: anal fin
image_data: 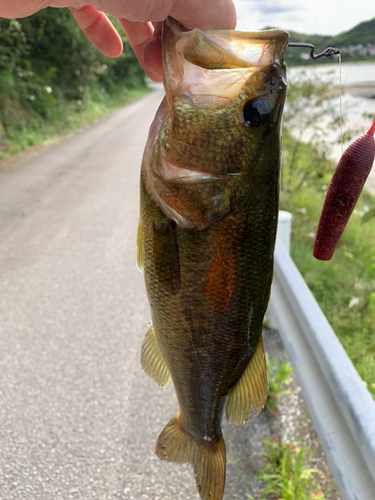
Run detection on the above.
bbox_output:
[156,413,226,500]
[140,323,171,387]
[225,336,268,425]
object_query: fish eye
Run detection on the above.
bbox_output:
[243,98,271,128]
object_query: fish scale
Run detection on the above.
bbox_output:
[172,99,246,173]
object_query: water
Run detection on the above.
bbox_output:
[287,61,375,192]
[288,62,375,152]
[289,62,375,86]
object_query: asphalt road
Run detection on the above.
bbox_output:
[0,88,277,500]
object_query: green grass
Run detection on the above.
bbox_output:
[0,86,151,161]
[266,354,293,413]
[245,439,327,500]
[280,178,375,397]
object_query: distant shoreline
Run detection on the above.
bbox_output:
[288,58,375,68]
[340,82,375,98]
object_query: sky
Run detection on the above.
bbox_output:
[233,0,375,36]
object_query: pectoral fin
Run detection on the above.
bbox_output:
[225,336,268,425]
[141,323,171,387]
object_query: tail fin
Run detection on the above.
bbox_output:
[155,414,226,500]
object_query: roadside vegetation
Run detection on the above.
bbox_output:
[0,10,149,160]
[280,73,375,398]
[265,354,293,413]
[262,360,327,499]
[246,439,326,500]
[230,437,328,500]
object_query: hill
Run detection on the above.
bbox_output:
[281,17,375,65]
[329,17,375,47]
[288,31,331,52]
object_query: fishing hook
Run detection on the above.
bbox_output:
[287,42,341,59]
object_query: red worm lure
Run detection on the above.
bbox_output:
[313,119,375,261]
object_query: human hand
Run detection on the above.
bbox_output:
[0,0,236,82]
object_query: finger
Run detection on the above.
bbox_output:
[144,36,163,82]
[144,22,163,81]
[52,0,236,31]
[119,19,163,82]
[69,5,123,58]
[171,0,237,30]
[0,1,50,18]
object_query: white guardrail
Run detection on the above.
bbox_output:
[268,213,375,500]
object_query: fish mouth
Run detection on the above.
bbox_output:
[169,17,288,68]
[163,17,290,108]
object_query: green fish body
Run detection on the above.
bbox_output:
[138,19,289,500]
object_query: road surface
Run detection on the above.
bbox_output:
[0,88,282,500]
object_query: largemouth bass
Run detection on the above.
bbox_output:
[137,18,289,500]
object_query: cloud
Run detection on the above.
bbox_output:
[234,0,375,36]
[234,0,304,31]
[241,0,300,15]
